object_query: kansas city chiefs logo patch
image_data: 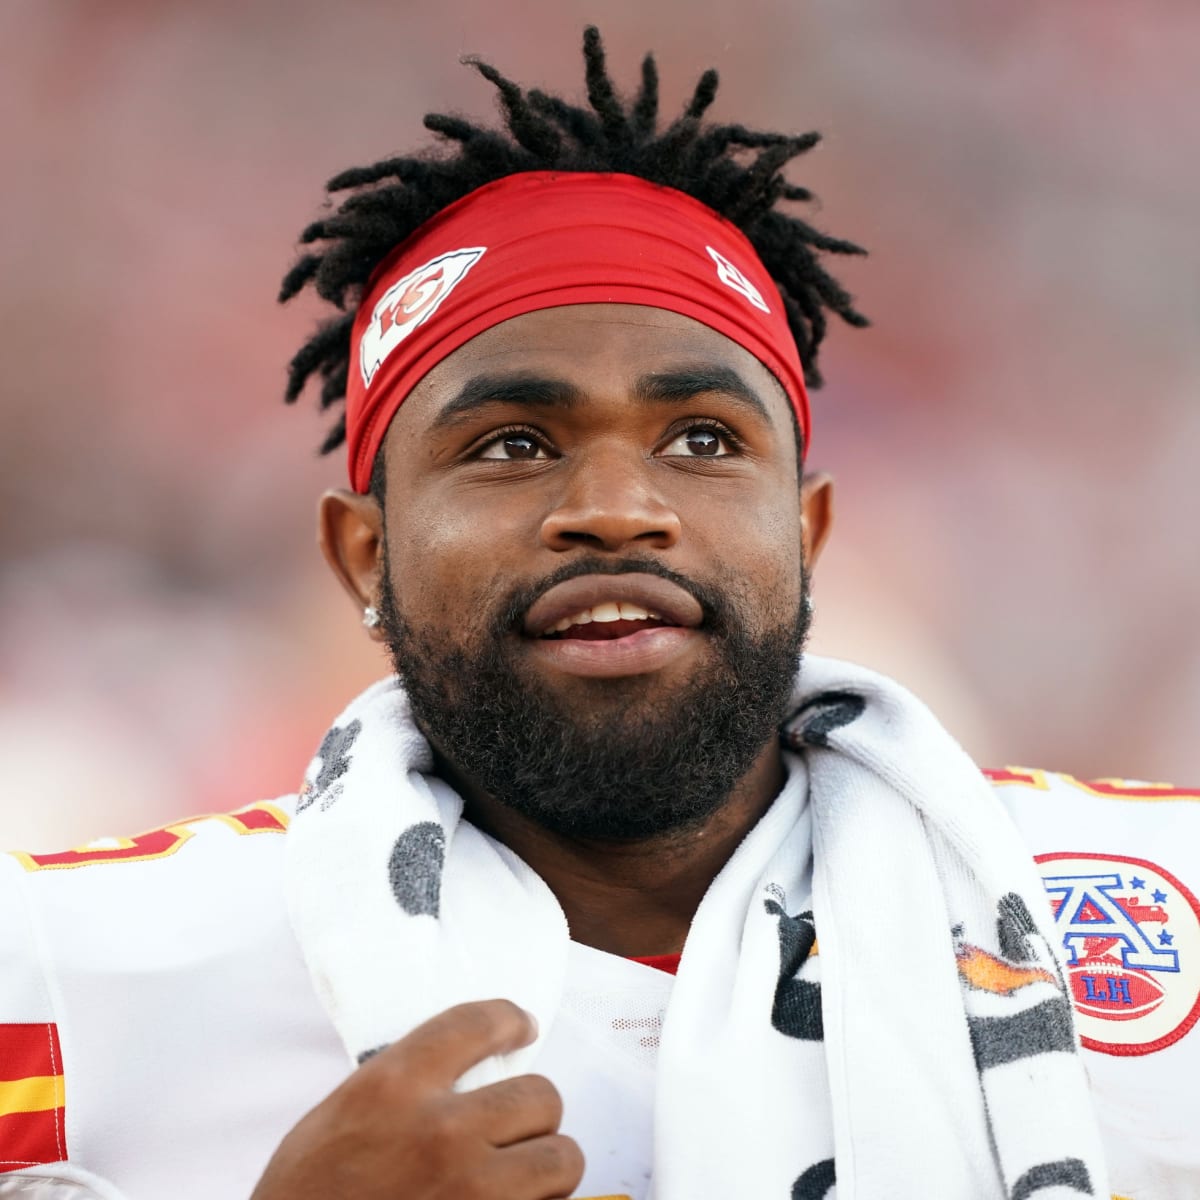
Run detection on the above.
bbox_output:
[359,247,486,388]
[1037,852,1200,1055]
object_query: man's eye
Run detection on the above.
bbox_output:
[660,426,733,457]
[478,433,548,460]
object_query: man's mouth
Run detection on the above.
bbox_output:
[520,572,705,677]
[538,601,674,641]
[522,573,704,639]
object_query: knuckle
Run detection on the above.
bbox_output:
[424,1097,468,1146]
[478,1082,522,1123]
[338,1062,393,1112]
[476,1073,561,1130]
[513,1073,562,1122]
[533,1134,585,1183]
[356,1052,424,1111]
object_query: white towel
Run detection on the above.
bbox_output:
[286,655,1109,1199]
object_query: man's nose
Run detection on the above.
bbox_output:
[538,446,682,553]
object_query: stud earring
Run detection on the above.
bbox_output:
[362,605,381,629]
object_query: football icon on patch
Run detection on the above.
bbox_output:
[1037,852,1200,1055]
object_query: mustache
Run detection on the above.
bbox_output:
[493,557,736,637]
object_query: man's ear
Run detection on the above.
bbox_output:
[799,471,835,567]
[318,489,386,639]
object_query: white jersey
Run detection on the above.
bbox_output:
[0,770,1197,1200]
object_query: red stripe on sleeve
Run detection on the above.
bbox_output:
[0,1107,67,1171]
[0,1024,62,1084]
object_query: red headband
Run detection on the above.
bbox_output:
[346,171,809,492]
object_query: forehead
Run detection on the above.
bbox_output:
[391,303,793,429]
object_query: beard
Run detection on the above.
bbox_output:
[378,556,810,843]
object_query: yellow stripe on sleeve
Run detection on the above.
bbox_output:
[0,1073,64,1116]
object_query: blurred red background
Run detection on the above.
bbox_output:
[2,0,1197,849]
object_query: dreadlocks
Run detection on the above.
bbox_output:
[280,26,868,479]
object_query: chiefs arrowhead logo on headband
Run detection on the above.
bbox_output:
[360,247,486,388]
[344,171,811,493]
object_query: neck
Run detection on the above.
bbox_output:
[433,742,785,958]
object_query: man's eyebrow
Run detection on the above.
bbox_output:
[430,374,585,431]
[428,364,774,432]
[634,366,774,423]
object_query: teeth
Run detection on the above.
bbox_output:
[546,602,663,634]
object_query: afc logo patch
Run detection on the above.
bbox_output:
[1037,852,1200,1055]
[359,247,486,388]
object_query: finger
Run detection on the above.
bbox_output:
[379,999,537,1090]
[487,1133,586,1200]
[457,1073,563,1147]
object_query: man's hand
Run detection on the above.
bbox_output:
[252,999,584,1200]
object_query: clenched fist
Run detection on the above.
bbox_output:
[252,999,584,1200]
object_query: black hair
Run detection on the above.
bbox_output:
[280,26,868,491]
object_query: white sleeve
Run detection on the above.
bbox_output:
[0,853,50,1020]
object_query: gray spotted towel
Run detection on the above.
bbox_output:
[285,655,1109,1200]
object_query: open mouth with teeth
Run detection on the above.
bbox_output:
[539,601,676,641]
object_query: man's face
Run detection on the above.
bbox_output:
[367,304,819,840]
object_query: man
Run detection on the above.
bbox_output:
[1,28,1196,1200]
